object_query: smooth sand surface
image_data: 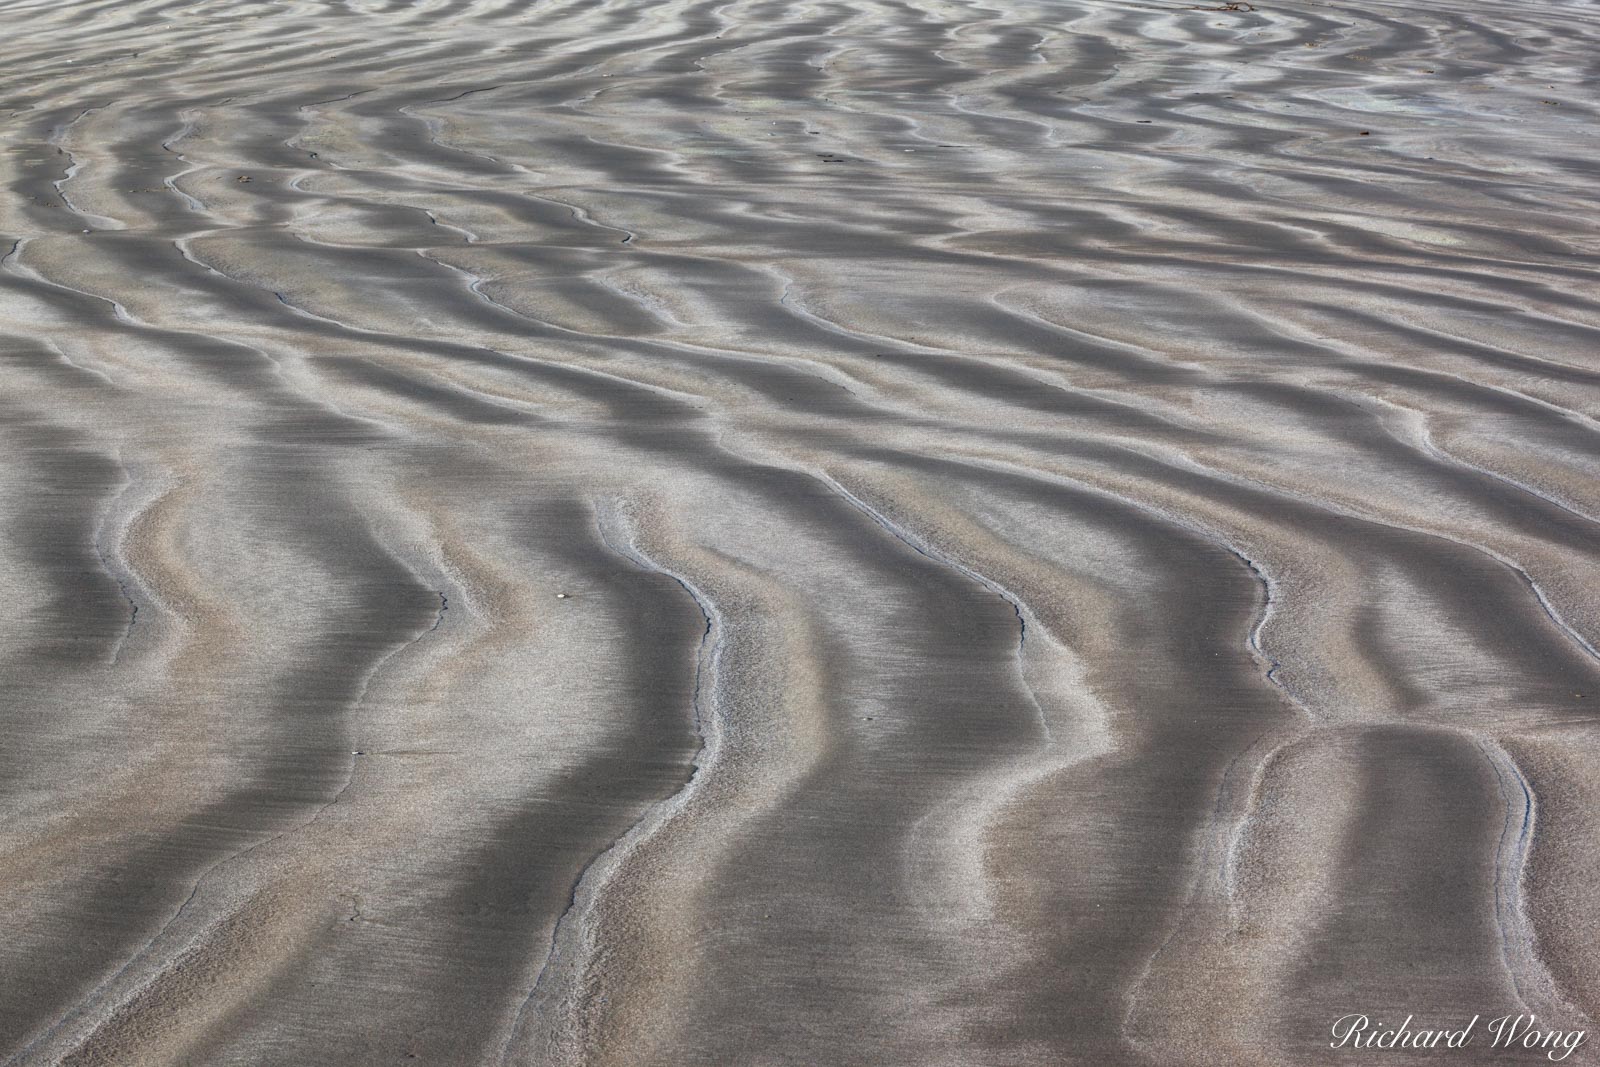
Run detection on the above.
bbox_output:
[3,0,1600,1062]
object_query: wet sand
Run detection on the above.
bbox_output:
[3,0,1600,1062]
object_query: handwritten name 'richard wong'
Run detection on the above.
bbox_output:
[1331,1014,1587,1061]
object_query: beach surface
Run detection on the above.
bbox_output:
[3,0,1600,1062]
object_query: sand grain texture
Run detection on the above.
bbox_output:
[2,0,1600,1062]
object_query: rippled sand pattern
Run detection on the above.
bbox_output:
[3,0,1600,1062]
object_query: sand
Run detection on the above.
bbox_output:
[3,0,1600,1062]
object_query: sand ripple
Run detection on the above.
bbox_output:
[3,0,1600,1062]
